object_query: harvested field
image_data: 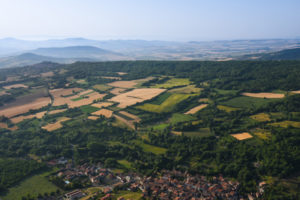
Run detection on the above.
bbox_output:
[108,81,138,88]
[231,132,253,140]
[3,84,28,90]
[42,117,71,132]
[101,76,122,80]
[91,109,113,118]
[171,131,182,136]
[11,111,47,124]
[41,71,54,77]
[110,88,166,108]
[68,92,105,108]
[119,111,141,122]
[250,113,271,122]
[91,102,113,108]
[169,85,202,94]
[110,88,127,95]
[88,116,99,120]
[0,97,50,118]
[242,92,284,98]
[185,104,208,114]
[50,88,82,99]
[0,122,18,131]
[291,90,300,94]
[48,109,67,115]
[116,72,127,75]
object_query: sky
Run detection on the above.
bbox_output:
[0,0,300,41]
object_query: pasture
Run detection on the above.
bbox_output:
[221,96,280,109]
[136,93,192,113]
[93,84,113,91]
[217,105,239,112]
[133,140,167,155]
[170,113,196,124]
[169,85,202,94]
[250,113,271,122]
[269,120,300,128]
[252,129,271,140]
[110,88,165,108]
[152,78,191,89]
[183,128,213,138]
[80,105,100,114]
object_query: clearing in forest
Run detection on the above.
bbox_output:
[137,93,192,113]
[250,113,271,122]
[231,132,253,140]
[91,109,113,118]
[185,104,208,114]
[110,88,166,108]
[242,92,284,98]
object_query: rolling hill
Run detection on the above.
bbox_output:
[238,48,300,60]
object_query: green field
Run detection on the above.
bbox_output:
[117,159,133,169]
[217,105,240,112]
[169,85,202,94]
[150,92,172,105]
[114,191,142,200]
[221,96,280,109]
[133,140,167,155]
[150,123,170,131]
[80,105,100,114]
[170,113,196,124]
[252,129,271,140]
[1,173,59,200]
[250,113,271,122]
[269,120,300,128]
[93,84,113,91]
[152,78,191,89]
[183,128,213,138]
[215,89,238,95]
[136,93,192,113]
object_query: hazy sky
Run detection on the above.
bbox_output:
[0,0,300,41]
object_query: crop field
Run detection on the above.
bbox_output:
[151,123,170,131]
[48,109,67,115]
[51,88,105,108]
[133,140,167,155]
[1,173,59,200]
[252,128,271,140]
[116,72,127,75]
[42,117,71,131]
[217,105,239,112]
[149,92,172,105]
[291,90,300,94]
[50,88,82,98]
[80,105,100,114]
[91,102,113,108]
[221,96,280,109]
[41,71,54,77]
[110,87,127,95]
[152,78,191,89]
[0,122,18,131]
[119,111,141,122]
[108,80,138,88]
[110,88,166,108]
[169,85,202,94]
[231,132,253,140]
[242,92,285,98]
[185,104,208,114]
[183,128,212,138]
[91,109,113,118]
[114,191,142,200]
[88,116,99,120]
[269,120,300,128]
[250,113,271,122]
[113,114,135,129]
[170,113,196,124]
[136,93,192,113]
[101,76,122,80]
[3,83,28,90]
[93,84,113,91]
[199,98,210,103]
[11,111,47,124]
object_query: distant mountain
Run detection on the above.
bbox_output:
[237,48,300,60]
[0,53,79,68]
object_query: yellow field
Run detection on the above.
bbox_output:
[217,105,239,112]
[91,102,113,108]
[48,109,67,115]
[252,129,271,140]
[185,104,208,114]
[88,116,99,120]
[269,120,300,128]
[291,90,300,94]
[110,88,166,108]
[242,92,284,98]
[3,84,28,90]
[110,88,127,95]
[231,132,253,140]
[250,113,271,122]
[0,97,51,118]
[119,111,141,122]
[91,109,113,118]
[11,111,47,124]
[171,131,182,136]
[108,80,138,88]
[42,117,71,131]
[51,88,105,108]
[116,72,127,75]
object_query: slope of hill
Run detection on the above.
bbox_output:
[238,48,300,60]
